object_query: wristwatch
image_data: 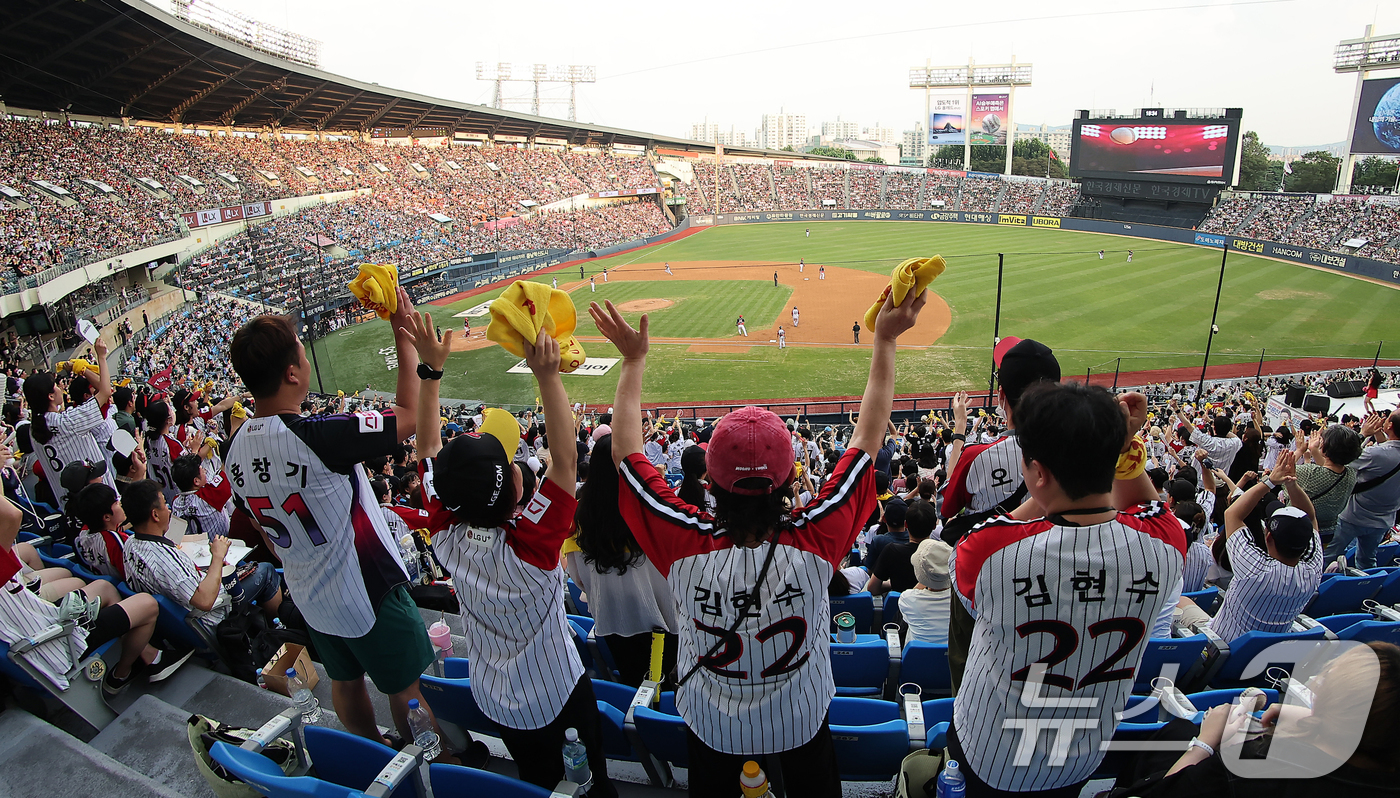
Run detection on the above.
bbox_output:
[416,363,444,381]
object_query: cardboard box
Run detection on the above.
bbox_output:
[262,644,318,697]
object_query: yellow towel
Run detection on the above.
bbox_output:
[486,280,586,374]
[115,378,132,388]
[348,263,400,319]
[863,256,947,332]
[58,359,96,376]
[231,401,247,421]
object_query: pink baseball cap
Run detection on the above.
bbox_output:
[706,406,794,495]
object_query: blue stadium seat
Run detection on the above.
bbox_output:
[1364,568,1400,605]
[443,656,469,679]
[429,763,552,797]
[1314,613,1372,633]
[830,639,890,697]
[1134,635,1211,694]
[1305,573,1386,616]
[1182,586,1222,615]
[210,741,364,798]
[1093,721,1170,779]
[831,592,875,634]
[418,674,498,737]
[882,592,903,629]
[829,697,908,781]
[566,579,589,617]
[921,697,955,749]
[1322,616,1400,646]
[303,726,414,798]
[630,705,690,769]
[566,615,618,682]
[1375,542,1400,568]
[901,641,952,697]
[1206,626,1328,689]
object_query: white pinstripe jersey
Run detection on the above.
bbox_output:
[0,548,86,689]
[145,433,185,502]
[123,533,229,631]
[420,463,583,731]
[617,448,876,755]
[948,504,1186,792]
[227,412,408,638]
[1184,539,1213,594]
[1208,528,1322,643]
[940,432,1022,519]
[35,399,117,511]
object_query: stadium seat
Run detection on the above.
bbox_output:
[831,592,875,634]
[418,674,498,737]
[1205,626,1329,689]
[1320,615,1400,646]
[212,736,426,798]
[1364,568,1400,605]
[882,592,903,629]
[566,616,617,681]
[443,656,469,679]
[1375,542,1400,568]
[1134,634,1212,694]
[828,697,908,780]
[0,630,119,732]
[429,763,565,797]
[630,704,690,770]
[1182,586,1222,615]
[901,641,953,697]
[920,697,955,749]
[1305,572,1386,616]
[830,638,891,697]
[302,726,414,798]
[565,579,589,617]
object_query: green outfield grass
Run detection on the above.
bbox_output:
[311,221,1400,405]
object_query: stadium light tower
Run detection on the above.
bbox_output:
[910,58,1032,174]
[475,63,597,121]
[1333,25,1400,192]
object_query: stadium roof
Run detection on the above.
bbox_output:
[0,0,809,158]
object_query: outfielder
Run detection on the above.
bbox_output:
[736,316,748,337]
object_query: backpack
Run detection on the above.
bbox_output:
[214,596,313,684]
[187,714,299,798]
[894,748,947,798]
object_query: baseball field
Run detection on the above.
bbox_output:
[308,221,1400,406]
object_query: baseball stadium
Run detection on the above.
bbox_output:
[3,0,1400,797]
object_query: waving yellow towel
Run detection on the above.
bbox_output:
[348,263,400,319]
[487,280,587,373]
[863,256,947,332]
[58,359,96,376]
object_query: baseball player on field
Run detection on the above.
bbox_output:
[591,286,929,798]
[792,306,800,327]
[736,315,748,337]
[799,258,805,273]
[403,311,616,796]
[948,381,1185,795]
[225,292,470,763]
[819,264,825,280]
[24,341,117,511]
[665,262,673,275]
[777,327,786,349]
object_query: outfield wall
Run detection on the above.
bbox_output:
[688,210,1400,287]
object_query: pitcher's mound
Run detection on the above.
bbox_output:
[617,298,674,312]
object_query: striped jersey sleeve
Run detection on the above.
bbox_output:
[616,453,719,578]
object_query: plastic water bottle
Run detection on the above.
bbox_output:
[286,667,321,724]
[399,534,420,583]
[561,728,591,789]
[937,760,965,798]
[406,699,441,761]
[271,617,286,631]
[255,668,267,690]
[740,760,770,797]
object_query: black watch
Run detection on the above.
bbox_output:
[417,362,444,381]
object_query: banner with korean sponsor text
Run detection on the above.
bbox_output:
[181,201,272,229]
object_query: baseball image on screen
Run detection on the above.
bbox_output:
[1075,123,1231,178]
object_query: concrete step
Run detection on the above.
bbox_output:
[0,708,190,798]
[91,694,216,798]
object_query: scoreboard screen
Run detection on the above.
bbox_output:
[1070,118,1242,186]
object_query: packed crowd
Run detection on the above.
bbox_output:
[182,198,669,308]
[997,180,1043,214]
[957,177,1002,213]
[0,270,1396,798]
[0,116,663,287]
[810,168,845,208]
[849,169,880,208]
[1197,193,1400,263]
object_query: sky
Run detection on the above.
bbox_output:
[211,0,1396,148]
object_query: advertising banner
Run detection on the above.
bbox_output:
[970,94,1009,146]
[928,95,966,146]
[1350,77,1400,155]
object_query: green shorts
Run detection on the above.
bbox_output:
[307,585,434,695]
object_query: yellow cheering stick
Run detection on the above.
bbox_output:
[648,628,666,704]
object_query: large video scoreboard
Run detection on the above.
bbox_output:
[1070,108,1243,188]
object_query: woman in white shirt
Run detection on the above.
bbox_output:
[565,434,678,687]
[899,538,954,645]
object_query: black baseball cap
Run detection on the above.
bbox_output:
[994,337,1061,406]
[430,408,519,521]
[60,459,108,495]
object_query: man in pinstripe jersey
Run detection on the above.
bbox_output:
[404,311,616,796]
[225,291,462,761]
[948,382,1185,796]
[596,287,929,798]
